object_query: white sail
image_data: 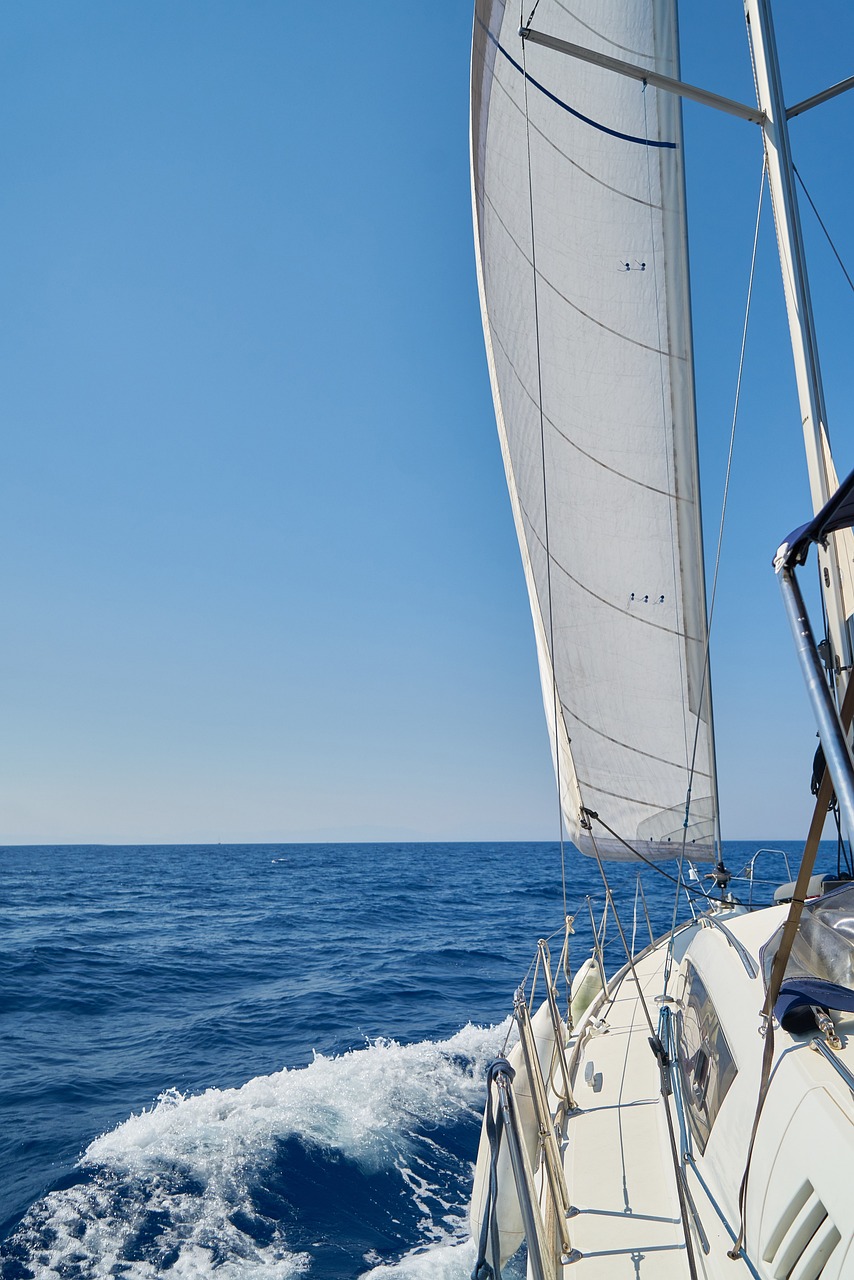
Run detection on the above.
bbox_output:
[471,0,719,860]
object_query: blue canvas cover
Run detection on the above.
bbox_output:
[761,880,854,1031]
[781,464,854,567]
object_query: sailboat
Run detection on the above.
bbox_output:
[468,2,854,1277]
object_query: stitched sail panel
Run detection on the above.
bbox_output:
[471,0,719,859]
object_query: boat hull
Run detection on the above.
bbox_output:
[472,907,854,1277]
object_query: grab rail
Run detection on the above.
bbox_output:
[697,915,759,978]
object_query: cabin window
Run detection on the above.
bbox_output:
[676,963,737,1154]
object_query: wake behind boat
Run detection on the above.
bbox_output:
[468,2,854,1276]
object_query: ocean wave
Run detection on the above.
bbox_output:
[3,1022,508,1278]
[356,1237,524,1280]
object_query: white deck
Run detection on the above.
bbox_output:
[559,940,753,1279]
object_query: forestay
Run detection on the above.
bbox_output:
[471,0,719,859]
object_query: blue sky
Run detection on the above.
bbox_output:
[1,3,852,844]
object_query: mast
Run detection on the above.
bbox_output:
[744,0,853,688]
[519,6,854,700]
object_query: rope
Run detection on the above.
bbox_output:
[472,1058,515,1280]
[520,20,568,921]
[727,780,829,1260]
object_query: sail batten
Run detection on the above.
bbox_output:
[472,0,719,860]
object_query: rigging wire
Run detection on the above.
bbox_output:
[521,0,542,33]
[694,161,766,790]
[520,17,569,920]
[640,79,726,994]
[746,13,847,684]
[586,823,657,1039]
[661,158,768,989]
[794,165,854,297]
[637,89,765,989]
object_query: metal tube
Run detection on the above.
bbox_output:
[810,1036,854,1090]
[787,75,854,120]
[493,1071,552,1280]
[586,897,608,999]
[779,564,854,837]
[537,940,576,1109]
[521,27,763,122]
[746,0,853,677]
[515,998,574,1252]
[637,874,655,946]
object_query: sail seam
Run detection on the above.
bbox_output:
[478,18,677,149]
[540,266,676,357]
[490,325,688,500]
[561,701,712,775]
[521,506,704,641]
[481,191,675,357]
[483,212,668,359]
[484,68,659,209]
[548,0,651,61]
[576,777,703,814]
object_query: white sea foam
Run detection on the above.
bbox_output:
[87,1019,505,1175]
[357,1237,525,1280]
[359,1238,477,1278]
[9,1021,509,1277]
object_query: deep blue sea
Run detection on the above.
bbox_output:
[1,840,842,1278]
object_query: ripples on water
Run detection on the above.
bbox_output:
[1,840,831,1277]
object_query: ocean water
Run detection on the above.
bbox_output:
[1,839,841,1278]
